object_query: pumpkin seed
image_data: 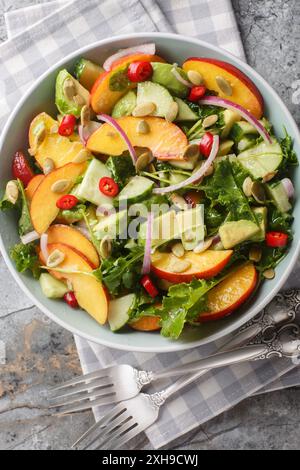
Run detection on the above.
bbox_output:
[263,268,275,280]
[171,242,185,258]
[242,177,253,197]
[170,193,188,210]
[30,123,46,155]
[99,236,112,259]
[51,179,71,194]
[73,94,85,106]
[249,245,262,262]
[262,171,277,183]
[63,79,76,100]
[165,101,179,122]
[5,180,19,204]
[187,70,203,86]
[135,151,153,172]
[168,258,191,273]
[193,237,213,254]
[132,102,156,117]
[202,114,218,129]
[183,144,200,160]
[216,75,233,96]
[148,163,156,173]
[251,181,266,204]
[72,149,90,163]
[137,120,150,135]
[47,250,65,268]
[43,158,55,175]
[80,105,90,127]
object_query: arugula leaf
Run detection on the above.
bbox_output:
[106,155,136,188]
[17,180,33,236]
[280,129,298,169]
[10,242,40,278]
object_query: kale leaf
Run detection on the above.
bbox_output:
[106,155,136,188]
[280,129,298,169]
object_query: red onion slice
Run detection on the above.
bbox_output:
[103,43,156,71]
[199,96,271,144]
[171,67,193,88]
[153,135,219,194]
[142,212,154,275]
[40,233,49,261]
[21,230,40,245]
[78,121,102,146]
[97,114,137,164]
[281,178,294,199]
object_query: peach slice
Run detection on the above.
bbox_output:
[183,58,264,119]
[46,224,100,269]
[90,54,165,115]
[41,243,107,325]
[29,112,85,169]
[25,174,45,201]
[129,316,161,331]
[30,162,87,234]
[198,263,257,322]
[87,116,188,160]
[151,250,233,283]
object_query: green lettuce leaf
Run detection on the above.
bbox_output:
[10,242,40,278]
[17,180,34,236]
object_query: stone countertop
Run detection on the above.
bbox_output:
[0,0,299,451]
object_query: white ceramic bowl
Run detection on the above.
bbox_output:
[1,33,299,353]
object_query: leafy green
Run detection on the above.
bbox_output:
[59,203,86,223]
[0,192,17,211]
[268,206,293,238]
[17,180,33,236]
[106,155,136,188]
[129,291,156,321]
[10,242,40,278]
[96,245,144,295]
[186,106,225,140]
[149,278,219,339]
[280,129,298,169]
[256,246,288,274]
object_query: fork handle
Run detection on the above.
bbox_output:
[152,343,268,381]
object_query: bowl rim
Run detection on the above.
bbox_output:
[1,32,300,353]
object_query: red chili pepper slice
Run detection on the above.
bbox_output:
[199,132,214,158]
[265,231,288,248]
[188,85,207,102]
[56,194,79,210]
[127,61,153,83]
[58,114,77,137]
[12,150,34,187]
[64,292,79,309]
[99,177,119,197]
[140,275,159,298]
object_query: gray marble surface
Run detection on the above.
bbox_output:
[0,0,299,451]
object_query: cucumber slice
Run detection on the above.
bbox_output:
[94,210,128,240]
[237,135,257,152]
[136,82,175,119]
[237,140,283,179]
[117,176,154,204]
[108,293,136,332]
[267,182,292,213]
[217,140,234,156]
[230,120,258,142]
[76,159,114,207]
[74,58,104,91]
[112,91,137,118]
[175,98,198,121]
[221,110,241,138]
[40,274,68,299]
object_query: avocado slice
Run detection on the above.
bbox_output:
[94,210,128,240]
[151,63,189,97]
[267,182,292,213]
[108,293,136,332]
[74,58,104,91]
[55,69,90,118]
[176,206,205,250]
[221,110,241,138]
[251,207,267,242]
[139,210,180,247]
[112,91,137,118]
[40,274,68,299]
[219,220,260,249]
[175,98,198,121]
[136,82,175,119]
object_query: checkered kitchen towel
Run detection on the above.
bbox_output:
[2,0,300,450]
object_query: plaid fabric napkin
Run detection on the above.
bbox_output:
[2,0,300,450]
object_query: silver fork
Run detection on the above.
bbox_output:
[49,307,294,415]
[74,323,300,450]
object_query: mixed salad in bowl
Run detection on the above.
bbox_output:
[1,43,298,340]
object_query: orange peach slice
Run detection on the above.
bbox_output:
[41,243,107,325]
[25,174,45,201]
[90,54,165,115]
[183,58,264,119]
[30,162,87,234]
[151,250,233,283]
[129,316,161,331]
[29,112,85,169]
[198,263,257,322]
[87,116,188,160]
[46,224,100,269]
